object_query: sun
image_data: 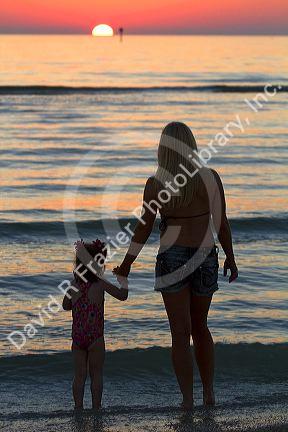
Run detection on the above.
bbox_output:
[92,24,114,37]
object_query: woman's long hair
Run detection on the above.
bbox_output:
[155,122,201,208]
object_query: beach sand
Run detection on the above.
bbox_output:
[1,345,287,431]
[2,403,288,432]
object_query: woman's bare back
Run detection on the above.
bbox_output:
[151,167,218,248]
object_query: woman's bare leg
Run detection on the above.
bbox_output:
[88,337,105,409]
[162,286,193,408]
[72,345,88,409]
[190,295,215,405]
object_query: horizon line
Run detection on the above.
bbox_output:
[0,32,287,36]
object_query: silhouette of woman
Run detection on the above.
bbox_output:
[113,122,238,408]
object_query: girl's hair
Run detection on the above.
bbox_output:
[73,239,107,283]
[155,122,201,208]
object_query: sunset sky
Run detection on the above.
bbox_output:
[0,0,287,34]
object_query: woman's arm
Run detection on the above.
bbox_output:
[114,177,158,276]
[211,169,238,283]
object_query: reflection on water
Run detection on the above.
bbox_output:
[1,35,288,87]
[1,35,287,356]
[171,409,224,432]
[68,408,224,432]
[71,410,105,432]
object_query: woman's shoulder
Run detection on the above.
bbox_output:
[146,175,166,192]
[198,165,217,176]
[143,176,158,200]
[204,167,223,189]
[146,175,157,187]
[198,166,221,185]
[207,167,220,179]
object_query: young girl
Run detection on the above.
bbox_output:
[62,239,128,410]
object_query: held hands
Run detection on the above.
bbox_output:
[113,263,131,278]
[112,265,129,290]
[223,257,238,283]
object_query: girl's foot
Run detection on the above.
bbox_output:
[203,388,215,406]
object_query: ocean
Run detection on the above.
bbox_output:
[0,35,287,431]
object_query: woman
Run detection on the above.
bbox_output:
[113,122,238,409]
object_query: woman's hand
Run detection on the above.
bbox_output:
[223,257,238,283]
[113,263,131,277]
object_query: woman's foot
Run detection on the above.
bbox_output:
[203,388,215,406]
[92,404,102,411]
[73,406,84,416]
[181,397,194,410]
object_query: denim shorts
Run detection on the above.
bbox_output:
[155,244,219,296]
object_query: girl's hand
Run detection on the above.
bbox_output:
[223,257,238,283]
[113,263,131,277]
[116,274,128,290]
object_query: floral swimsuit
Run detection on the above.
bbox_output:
[72,280,104,350]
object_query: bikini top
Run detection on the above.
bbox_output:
[159,211,210,232]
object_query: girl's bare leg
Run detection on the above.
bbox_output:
[72,345,88,409]
[190,295,215,405]
[162,286,194,409]
[88,337,105,409]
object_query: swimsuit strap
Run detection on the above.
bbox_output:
[159,212,210,232]
[165,211,210,220]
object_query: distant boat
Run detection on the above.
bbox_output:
[118,27,124,41]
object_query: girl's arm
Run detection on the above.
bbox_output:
[114,177,157,276]
[62,284,82,310]
[99,277,128,301]
[62,288,73,311]
[211,169,238,283]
